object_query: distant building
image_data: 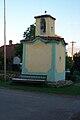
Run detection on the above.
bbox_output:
[21,14,67,82]
[0,40,19,64]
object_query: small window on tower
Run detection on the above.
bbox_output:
[51,27,54,33]
[40,18,46,34]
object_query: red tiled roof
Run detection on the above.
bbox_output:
[21,36,67,45]
[20,37,35,42]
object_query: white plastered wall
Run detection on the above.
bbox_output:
[25,40,52,72]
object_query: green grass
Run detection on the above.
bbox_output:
[0,70,20,74]
[0,80,80,95]
[1,70,80,95]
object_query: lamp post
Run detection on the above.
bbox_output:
[4,0,6,81]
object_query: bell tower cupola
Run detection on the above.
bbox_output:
[34,14,56,37]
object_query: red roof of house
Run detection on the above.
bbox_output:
[21,36,67,45]
[0,44,19,59]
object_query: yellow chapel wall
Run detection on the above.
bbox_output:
[25,40,52,72]
[35,17,55,36]
[56,42,65,73]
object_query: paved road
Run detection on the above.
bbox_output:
[0,88,80,120]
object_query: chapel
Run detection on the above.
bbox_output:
[21,14,67,82]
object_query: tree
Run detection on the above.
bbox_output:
[66,51,73,70]
[15,43,23,61]
[73,51,80,72]
[0,51,3,64]
[23,24,35,39]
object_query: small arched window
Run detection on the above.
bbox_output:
[40,18,46,34]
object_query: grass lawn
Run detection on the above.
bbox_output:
[0,79,80,95]
[0,70,20,74]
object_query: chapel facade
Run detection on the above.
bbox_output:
[21,14,66,82]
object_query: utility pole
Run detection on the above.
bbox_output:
[70,41,76,60]
[4,0,6,81]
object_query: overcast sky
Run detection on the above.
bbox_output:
[0,0,80,56]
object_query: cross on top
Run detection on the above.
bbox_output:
[44,11,47,14]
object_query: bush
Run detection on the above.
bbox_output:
[65,71,71,80]
[71,71,80,81]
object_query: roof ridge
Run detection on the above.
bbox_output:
[21,36,67,45]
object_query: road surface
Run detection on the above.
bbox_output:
[0,88,80,120]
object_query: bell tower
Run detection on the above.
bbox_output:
[34,14,56,36]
